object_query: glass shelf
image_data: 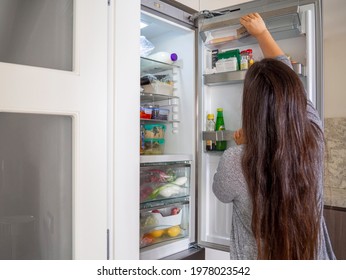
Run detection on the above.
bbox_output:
[140,118,180,124]
[140,92,179,103]
[140,196,190,211]
[141,57,180,75]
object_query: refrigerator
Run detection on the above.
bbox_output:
[118,0,323,260]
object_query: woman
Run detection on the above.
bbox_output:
[212,13,335,260]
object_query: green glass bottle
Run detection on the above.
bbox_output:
[215,108,227,151]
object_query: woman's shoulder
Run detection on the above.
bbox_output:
[306,100,322,129]
[224,145,244,157]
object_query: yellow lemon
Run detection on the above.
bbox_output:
[148,229,165,238]
[166,226,181,237]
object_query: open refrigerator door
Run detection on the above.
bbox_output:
[196,0,322,254]
[137,0,322,260]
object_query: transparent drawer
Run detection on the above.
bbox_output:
[140,203,189,248]
[140,162,190,203]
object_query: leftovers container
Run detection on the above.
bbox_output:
[140,107,152,119]
[155,108,169,120]
[143,124,166,139]
[140,107,170,121]
[143,138,165,155]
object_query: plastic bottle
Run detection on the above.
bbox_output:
[247,49,254,67]
[215,108,227,151]
[206,114,215,151]
[147,52,178,64]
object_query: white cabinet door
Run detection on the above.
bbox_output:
[0,0,108,259]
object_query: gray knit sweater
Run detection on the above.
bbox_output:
[212,56,336,260]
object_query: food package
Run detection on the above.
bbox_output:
[140,36,155,57]
[141,74,174,96]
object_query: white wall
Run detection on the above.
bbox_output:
[323,0,346,118]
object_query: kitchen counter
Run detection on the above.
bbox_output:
[323,117,346,208]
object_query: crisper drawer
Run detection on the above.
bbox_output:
[140,202,189,248]
[140,161,191,203]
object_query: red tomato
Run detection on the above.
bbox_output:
[171,207,180,215]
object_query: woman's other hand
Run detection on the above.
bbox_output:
[233,128,246,145]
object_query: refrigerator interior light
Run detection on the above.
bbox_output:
[140,21,149,29]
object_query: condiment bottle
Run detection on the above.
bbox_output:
[215,108,227,151]
[247,49,254,67]
[240,50,249,70]
[206,114,215,151]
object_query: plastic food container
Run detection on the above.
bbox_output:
[142,81,174,96]
[158,108,169,120]
[143,138,165,155]
[140,204,189,248]
[140,107,152,119]
[143,124,166,139]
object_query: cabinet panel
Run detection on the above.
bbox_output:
[324,207,346,260]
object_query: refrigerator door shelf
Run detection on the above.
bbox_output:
[204,70,247,85]
[199,6,302,50]
[202,130,234,142]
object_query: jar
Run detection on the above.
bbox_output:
[240,50,249,70]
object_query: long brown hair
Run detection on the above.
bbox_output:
[241,58,322,259]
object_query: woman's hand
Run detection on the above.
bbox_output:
[233,128,246,145]
[240,13,267,38]
[240,13,284,58]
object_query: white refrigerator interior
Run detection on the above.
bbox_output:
[139,9,196,259]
